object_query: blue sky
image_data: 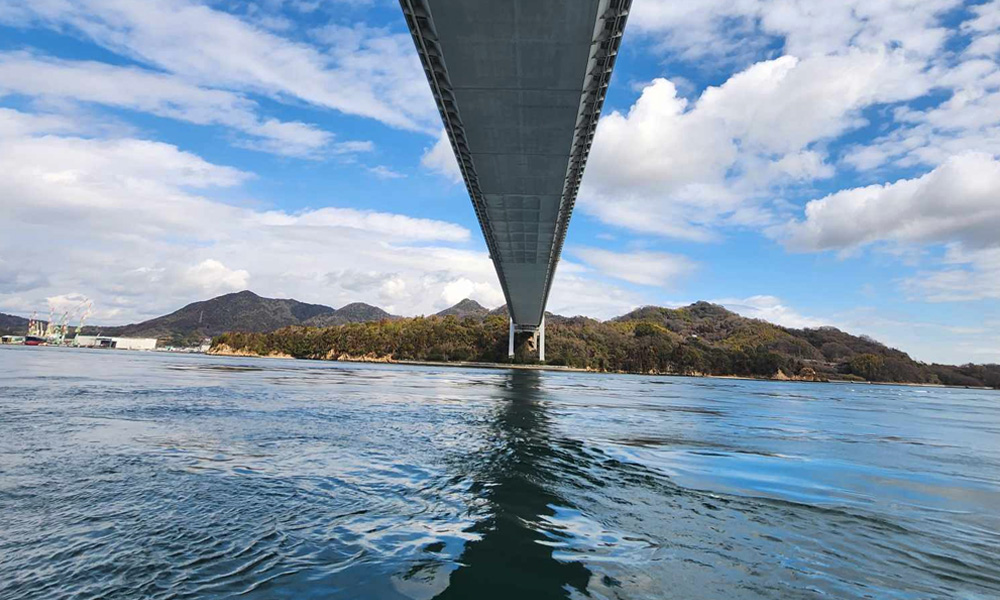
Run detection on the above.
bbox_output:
[0,0,998,364]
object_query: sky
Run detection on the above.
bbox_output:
[0,0,998,364]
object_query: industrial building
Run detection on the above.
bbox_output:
[74,336,158,351]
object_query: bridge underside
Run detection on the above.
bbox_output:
[402,0,630,346]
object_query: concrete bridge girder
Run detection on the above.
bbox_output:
[401,0,631,355]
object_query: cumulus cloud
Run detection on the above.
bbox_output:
[181,260,250,296]
[580,79,736,240]
[581,50,928,239]
[780,151,1000,306]
[780,152,1000,252]
[573,247,696,287]
[440,277,504,309]
[583,0,1000,294]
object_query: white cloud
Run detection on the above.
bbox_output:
[592,0,1000,277]
[842,61,1000,171]
[235,120,337,157]
[580,78,736,241]
[0,52,350,158]
[182,259,250,296]
[439,277,504,309]
[964,0,1000,36]
[421,130,462,183]
[840,18,1000,173]
[367,165,406,179]
[0,110,509,323]
[781,152,1000,252]
[781,150,1000,308]
[1,133,251,244]
[377,275,408,305]
[574,247,696,287]
[332,141,376,154]
[902,245,1000,302]
[270,207,471,243]
[714,295,828,329]
[0,107,81,137]
[546,271,650,320]
[631,0,960,63]
[832,306,1000,364]
[0,0,437,133]
[45,292,92,317]
[696,52,927,153]
[581,50,928,240]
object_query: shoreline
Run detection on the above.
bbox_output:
[5,344,994,391]
[206,347,998,391]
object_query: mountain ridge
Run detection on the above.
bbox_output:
[0,312,31,335]
[0,291,399,345]
[96,290,338,345]
[3,293,999,389]
[303,302,396,327]
[210,300,999,388]
[435,298,489,318]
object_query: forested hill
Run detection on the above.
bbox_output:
[211,301,1000,389]
[6,292,998,387]
[435,299,489,318]
[0,312,32,335]
[80,291,394,346]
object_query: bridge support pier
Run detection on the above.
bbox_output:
[508,318,515,358]
[538,316,545,362]
[508,318,545,362]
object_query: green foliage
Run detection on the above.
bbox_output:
[849,353,886,380]
[837,374,867,382]
[929,363,1000,388]
[210,305,1000,388]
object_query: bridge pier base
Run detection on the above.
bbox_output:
[508,318,545,362]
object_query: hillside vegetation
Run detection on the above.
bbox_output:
[0,313,31,335]
[212,301,1000,388]
[82,291,391,346]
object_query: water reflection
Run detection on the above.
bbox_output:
[3,348,1000,599]
[436,370,591,599]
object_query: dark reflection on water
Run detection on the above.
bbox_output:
[437,371,590,599]
[1,346,999,600]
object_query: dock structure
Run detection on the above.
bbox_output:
[401,0,631,360]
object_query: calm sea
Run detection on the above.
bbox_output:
[1,346,998,599]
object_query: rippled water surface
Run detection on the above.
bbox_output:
[2,346,999,599]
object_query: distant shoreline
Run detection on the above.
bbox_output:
[5,343,993,391]
[9,293,996,389]
[206,346,998,391]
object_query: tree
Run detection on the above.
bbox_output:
[849,353,885,381]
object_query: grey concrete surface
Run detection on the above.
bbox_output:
[402,0,630,328]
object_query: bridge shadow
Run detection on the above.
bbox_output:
[434,369,591,599]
